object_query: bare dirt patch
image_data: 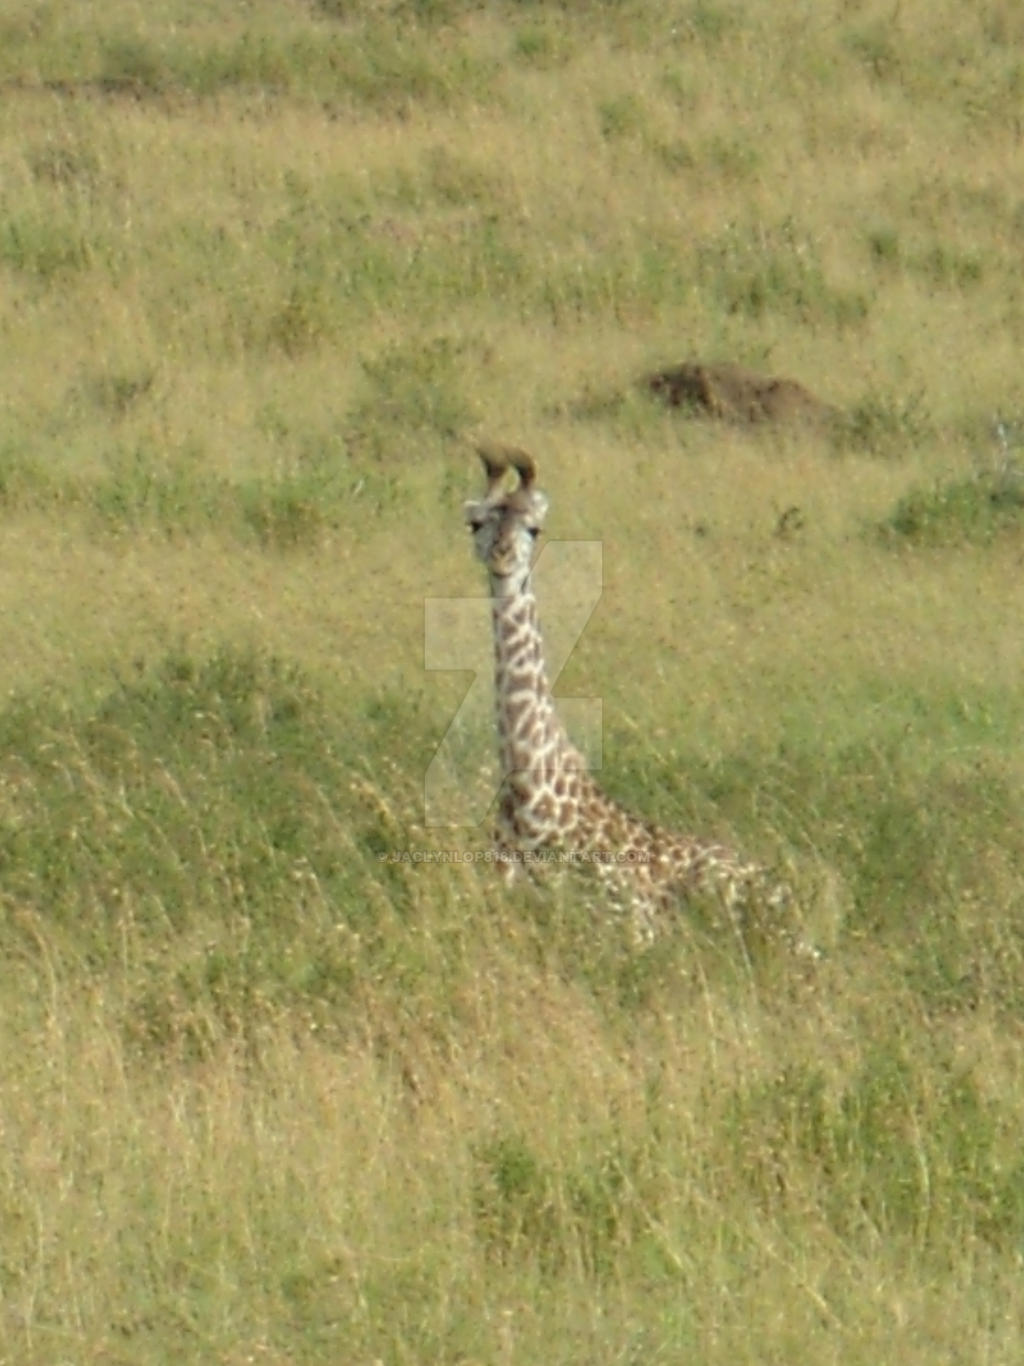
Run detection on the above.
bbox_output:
[646,360,837,427]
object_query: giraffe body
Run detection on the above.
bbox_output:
[465,446,789,941]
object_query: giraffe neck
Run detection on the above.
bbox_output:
[489,571,580,790]
[487,569,651,862]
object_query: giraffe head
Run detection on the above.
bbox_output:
[465,444,549,595]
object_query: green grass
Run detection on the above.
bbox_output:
[881,463,1024,546]
[3,0,1024,1361]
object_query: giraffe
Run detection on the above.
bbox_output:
[464,443,793,944]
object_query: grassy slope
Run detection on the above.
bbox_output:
[2,1,1024,1360]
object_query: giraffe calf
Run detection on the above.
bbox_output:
[465,445,799,950]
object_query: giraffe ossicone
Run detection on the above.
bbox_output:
[465,443,797,946]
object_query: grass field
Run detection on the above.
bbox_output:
[3,1,1024,1361]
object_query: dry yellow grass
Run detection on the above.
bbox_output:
[2,1,1024,1360]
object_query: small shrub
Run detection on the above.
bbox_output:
[0,213,95,281]
[99,36,168,94]
[472,1130,652,1277]
[675,1,738,45]
[831,390,932,456]
[425,145,506,208]
[28,141,100,190]
[701,133,761,180]
[82,369,156,418]
[696,219,869,328]
[346,334,474,456]
[844,25,903,82]
[238,433,367,548]
[473,1133,560,1268]
[264,279,336,357]
[90,444,221,536]
[881,465,1024,547]
[597,93,647,141]
[651,137,695,174]
[0,443,56,508]
[918,241,985,289]
[866,224,902,266]
[512,24,570,67]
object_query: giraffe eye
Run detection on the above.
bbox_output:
[527,526,541,540]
